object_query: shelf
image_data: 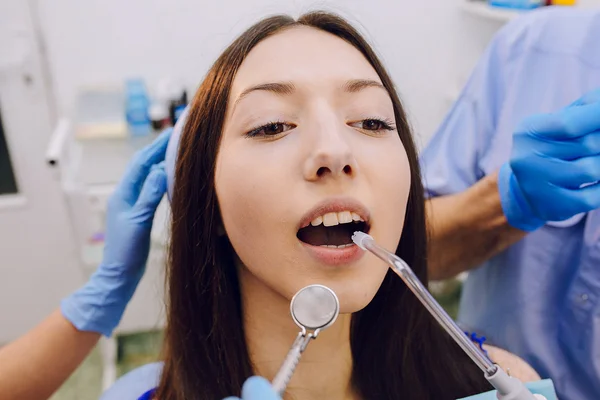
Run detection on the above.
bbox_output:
[461,1,525,22]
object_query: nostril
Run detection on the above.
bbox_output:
[343,165,352,175]
[316,167,330,177]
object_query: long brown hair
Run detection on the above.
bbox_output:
[157,11,491,400]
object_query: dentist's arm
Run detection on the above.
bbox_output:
[0,129,171,400]
[426,173,525,280]
[428,90,600,281]
[0,311,101,400]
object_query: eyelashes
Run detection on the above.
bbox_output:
[246,121,296,138]
[245,117,396,138]
[348,117,396,133]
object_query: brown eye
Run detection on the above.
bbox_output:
[247,122,295,138]
[361,119,384,131]
[349,118,395,133]
[263,123,286,135]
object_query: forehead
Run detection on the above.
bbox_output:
[231,26,381,94]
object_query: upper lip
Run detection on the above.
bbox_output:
[297,197,371,230]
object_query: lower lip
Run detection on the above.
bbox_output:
[300,242,365,266]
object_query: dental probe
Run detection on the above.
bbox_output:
[271,284,340,397]
[352,231,541,400]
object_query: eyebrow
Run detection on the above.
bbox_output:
[342,79,386,93]
[233,82,296,111]
[232,79,387,112]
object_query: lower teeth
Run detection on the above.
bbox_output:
[319,244,354,249]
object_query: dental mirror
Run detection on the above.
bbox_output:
[271,284,340,396]
[291,284,339,331]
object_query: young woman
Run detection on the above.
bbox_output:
[102,11,538,400]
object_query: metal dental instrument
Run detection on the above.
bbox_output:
[352,231,541,400]
[271,284,340,397]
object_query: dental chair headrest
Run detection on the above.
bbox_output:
[165,105,189,201]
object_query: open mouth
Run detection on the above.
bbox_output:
[297,211,370,248]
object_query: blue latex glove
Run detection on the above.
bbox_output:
[457,379,558,400]
[499,89,600,231]
[222,377,281,400]
[61,129,172,336]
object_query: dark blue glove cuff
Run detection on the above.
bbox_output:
[497,163,545,232]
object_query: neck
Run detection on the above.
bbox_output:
[239,266,357,400]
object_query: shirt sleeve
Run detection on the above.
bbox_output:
[419,30,510,198]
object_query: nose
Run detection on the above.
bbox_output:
[303,122,358,182]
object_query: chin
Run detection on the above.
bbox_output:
[337,289,380,314]
[312,273,385,315]
[338,297,375,314]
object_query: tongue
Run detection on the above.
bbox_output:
[297,224,353,246]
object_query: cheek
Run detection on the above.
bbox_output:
[214,142,298,281]
[332,139,411,312]
[387,144,411,217]
[216,149,271,243]
[369,138,411,245]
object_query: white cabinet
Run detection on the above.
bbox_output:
[48,91,168,335]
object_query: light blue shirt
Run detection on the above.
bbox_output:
[458,379,557,400]
[420,7,600,400]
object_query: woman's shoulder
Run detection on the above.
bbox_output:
[99,362,164,400]
[483,345,540,382]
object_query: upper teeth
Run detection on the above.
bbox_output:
[310,211,363,227]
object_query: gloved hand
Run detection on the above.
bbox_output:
[61,129,172,336]
[223,377,281,400]
[499,89,600,231]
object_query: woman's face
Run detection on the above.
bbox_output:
[215,26,410,313]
